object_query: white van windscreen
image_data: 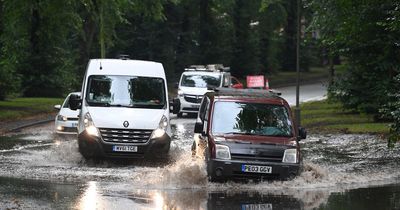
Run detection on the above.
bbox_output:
[86,75,166,109]
[180,74,221,88]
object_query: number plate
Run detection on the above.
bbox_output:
[112,145,138,152]
[241,164,272,174]
[241,204,273,210]
[72,123,78,127]
[191,104,200,108]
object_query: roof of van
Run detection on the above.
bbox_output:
[86,59,165,78]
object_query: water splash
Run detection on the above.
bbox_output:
[132,153,207,189]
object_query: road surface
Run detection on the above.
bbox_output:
[0,83,399,209]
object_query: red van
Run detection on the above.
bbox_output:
[192,88,306,182]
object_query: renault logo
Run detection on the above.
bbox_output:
[123,121,129,128]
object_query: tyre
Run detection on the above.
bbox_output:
[78,139,97,159]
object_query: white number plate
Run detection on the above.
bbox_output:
[242,204,273,210]
[72,123,78,127]
[191,105,200,108]
[112,145,138,152]
[242,165,272,174]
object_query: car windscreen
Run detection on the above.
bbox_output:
[180,74,221,88]
[211,101,293,137]
[62,96,70,108]
[85,75,166,109]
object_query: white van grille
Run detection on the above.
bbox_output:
[98,128,152,144]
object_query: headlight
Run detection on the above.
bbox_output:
[178,89,183,97]
[282,148,298,163]
[84,112,99,137]
[151,115,169,139]
[215,144,231,160]
[57,115,67,121]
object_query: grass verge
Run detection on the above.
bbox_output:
[268,66,329,88]
[0,98,64,121]
[300,100,390,134]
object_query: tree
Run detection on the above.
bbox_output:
[0,0,31,99]
[230,0,261,76]
[258,0,287,73]
[310,0,400,144]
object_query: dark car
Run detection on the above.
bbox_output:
[192,88,306,182]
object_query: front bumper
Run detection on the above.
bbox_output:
[177,96,201,113]
[77,130,171,158]
[55,120,78,134]
[207,158,300,181]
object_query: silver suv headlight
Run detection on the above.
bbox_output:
[57,115,67,121]
[282,148,298,163]
[83,112,100,137]
[215,144,231,160]
[151,115,169,139]
[177,89,184,97]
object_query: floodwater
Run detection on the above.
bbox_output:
[0,117,399,209]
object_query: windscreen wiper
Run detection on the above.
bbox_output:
[108,104,134,108]
[223,132,258,136]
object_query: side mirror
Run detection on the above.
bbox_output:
[54,105,61,110]
[222,74,231,87]
[69,94,82,111]
[172,98,180,114]
[298,127,307,140]
[194,121,204,134]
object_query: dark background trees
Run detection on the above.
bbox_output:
[1,0,399,139]
[1,0,316,99]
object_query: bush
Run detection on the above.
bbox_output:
[380,74,400,147]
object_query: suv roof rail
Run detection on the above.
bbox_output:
[185,64,230,72]
[117,54,130,60]
[185,65,206,71]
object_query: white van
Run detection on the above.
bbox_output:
[69,59,171,159]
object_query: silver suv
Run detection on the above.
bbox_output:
[172,64,231,117]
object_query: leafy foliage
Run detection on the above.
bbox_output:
[309,0,400,143]
[0,0,320,99]
[380,74,400,147]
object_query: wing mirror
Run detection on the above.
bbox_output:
[298,127,307,140]
[54,105,61,110]
[171,98,180,114]
[69,94,82,111]
[194,121,204,134]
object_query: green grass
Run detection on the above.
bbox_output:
[300,100,390,134]
[268,66,329,87]
[0,98,64,121]
[232,66,330,88]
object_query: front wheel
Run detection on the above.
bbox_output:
[78,139,98,160]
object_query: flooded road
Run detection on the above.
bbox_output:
[0,116,399,209]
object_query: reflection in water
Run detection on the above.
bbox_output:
[153,192,164,209]
[78,181,100,210]
[75,184,328,210]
